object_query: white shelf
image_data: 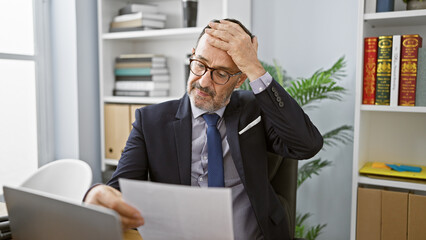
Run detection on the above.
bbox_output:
[98,0,251,171]
[360,105,426,113]
[350,1,426,239]
[364,9,426,27]
[102,27,203,40]
[358,176,426,192]
[104,159,119,166]
[104,96,178,104]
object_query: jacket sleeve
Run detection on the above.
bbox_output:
[255,79,323,160]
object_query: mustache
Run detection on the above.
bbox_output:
[191,82,216,97]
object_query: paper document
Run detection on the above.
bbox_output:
[120,179,234,240]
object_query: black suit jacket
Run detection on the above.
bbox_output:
[107,80,323,240]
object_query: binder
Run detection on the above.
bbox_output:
[104,104,131,160]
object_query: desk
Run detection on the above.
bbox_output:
[123,229,143,240]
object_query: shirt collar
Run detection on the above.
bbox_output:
[189,97,226,120]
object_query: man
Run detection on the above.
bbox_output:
[85,19,323,240]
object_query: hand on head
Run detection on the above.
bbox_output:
[204,20,266,81]
[84,185,144,230]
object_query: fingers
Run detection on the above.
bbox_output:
[204,32,229,51]
[252,36,259,52]
[84,185,144,229]
[101,197,144,229]
[208,20,247,38]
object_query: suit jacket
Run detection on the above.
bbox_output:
[107,80,323,240]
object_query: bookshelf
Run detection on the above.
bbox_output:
[97,0,251,170]
[350,1,426,239]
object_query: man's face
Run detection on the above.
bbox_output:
[187,34,245,112]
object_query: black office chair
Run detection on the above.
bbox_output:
[267,152,306,240]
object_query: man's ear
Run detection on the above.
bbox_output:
[191,48,195,55]
[235,73,248,89]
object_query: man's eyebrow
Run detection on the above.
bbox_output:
[194,54,233,72]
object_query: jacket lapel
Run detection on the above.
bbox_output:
[224,92,246,184]
[173,94,192,185]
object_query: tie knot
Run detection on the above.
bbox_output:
[203,113,220,126]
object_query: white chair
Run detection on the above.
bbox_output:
[20,159,92,202]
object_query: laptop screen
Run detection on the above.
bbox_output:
[3,186,123,240]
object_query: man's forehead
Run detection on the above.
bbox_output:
[192,54,235,72]
[193,35,237,71]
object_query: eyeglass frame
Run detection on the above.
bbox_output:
[189,58,243,85]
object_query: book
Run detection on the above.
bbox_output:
[415,48,426,106]
[114,81,170,91]
[113,89,169,97]
[399,34,423,106]
[113,12,167,22]
[115,75,170,82]
[114,68,169,76]
[109,26,155,32]
[118,53,165,59]
[116,54,166,64]
[0,221,10,232]
[390,35,401,107]
[115,61,166,69]
[0,231,12,240]
[362,37,378,105]
[110,18,165,29]
[375,36,393,105]
[118,3,158,15]
[364,0,377,13]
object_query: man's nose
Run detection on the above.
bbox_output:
[198,70,214,88]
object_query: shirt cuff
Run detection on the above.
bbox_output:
[249,72,273,94]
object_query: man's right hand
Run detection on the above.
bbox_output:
[84,184,144,230]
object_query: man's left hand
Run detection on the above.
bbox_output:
[205,20,266,81]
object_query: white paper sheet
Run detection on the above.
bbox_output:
[119,179,234,240]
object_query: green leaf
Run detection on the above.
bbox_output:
[238,78,252,91]
[296,212,313,226]
[298,158,332,188]
[306,224,327,240]
[295,212,312,238]
[285,56,347,110]
[322,125,354,150]
[295,212,327,240]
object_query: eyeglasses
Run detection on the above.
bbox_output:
[189,58,242,85]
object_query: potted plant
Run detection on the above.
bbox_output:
[403,0,426,10]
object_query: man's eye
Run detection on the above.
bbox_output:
[215,70,228,79]
[196,62,205,69]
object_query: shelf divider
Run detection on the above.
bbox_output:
[358,175,426,192]
[103,27,204,40]
[364,9,426,27]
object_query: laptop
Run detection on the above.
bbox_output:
[3,185,123,240]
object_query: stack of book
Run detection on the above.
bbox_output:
[113,54,170,97]
[110,3,167,32]
[0,208,11,240]
[362,34,425,106]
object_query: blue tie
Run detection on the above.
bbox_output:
[203,113,224,187]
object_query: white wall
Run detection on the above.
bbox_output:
[50,0,101,183]
[253,0,358,239]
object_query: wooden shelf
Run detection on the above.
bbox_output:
[364,9,426,27]
[358,175,426,192]
[102,27,203,40]
[360,105,426,113]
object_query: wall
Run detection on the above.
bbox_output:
[50,0,101,183]
[252,0,358,239]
